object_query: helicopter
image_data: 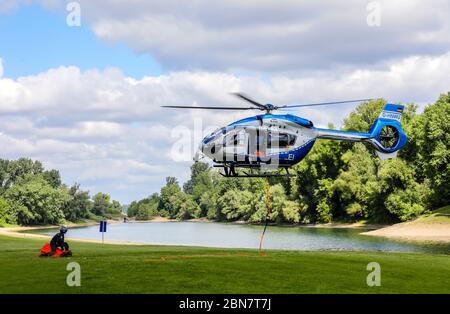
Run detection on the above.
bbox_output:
[163,93,408,177]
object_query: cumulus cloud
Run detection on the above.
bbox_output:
[0,52,449,202]
[53,0,450,73]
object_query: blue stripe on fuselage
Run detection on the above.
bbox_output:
[275,139,316,165]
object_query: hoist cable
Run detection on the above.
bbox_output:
[259,177,271,256]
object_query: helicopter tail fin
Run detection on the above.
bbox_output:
[371,103,404,127]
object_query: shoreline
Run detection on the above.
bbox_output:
[142,216,387,230]
[362,221,450,243]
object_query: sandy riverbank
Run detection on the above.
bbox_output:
[363,206,450,243]
[363,221,450,243]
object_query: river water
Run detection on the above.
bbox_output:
[28,221,450,253]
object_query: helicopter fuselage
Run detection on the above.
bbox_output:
[198,104,408,172]
[199,114,323,167]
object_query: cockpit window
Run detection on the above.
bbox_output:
[224,129,245,146]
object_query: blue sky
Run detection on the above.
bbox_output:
[1,1,449,203]
[0,4,162,78]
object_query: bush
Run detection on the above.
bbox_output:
[0,197,16,226]
[385,185,428,221]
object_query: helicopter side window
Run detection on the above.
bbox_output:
[226,134,239,145]
[268,132,296,148]
[225,130,245,146]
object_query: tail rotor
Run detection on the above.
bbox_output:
[378,125,400,149]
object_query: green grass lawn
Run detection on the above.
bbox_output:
[0,235,449,294]
[416,205,450,223]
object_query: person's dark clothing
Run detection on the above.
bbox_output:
[49,232,69,256]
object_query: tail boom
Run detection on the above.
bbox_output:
[314,103,408,159]
[315,128,371,141]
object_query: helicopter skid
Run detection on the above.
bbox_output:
[213,163,291,169]
[214,163,294,178]
[220,172,294,178]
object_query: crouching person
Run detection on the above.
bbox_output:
[49,226,71,256]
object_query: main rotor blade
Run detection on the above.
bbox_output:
[231,92,267,109]
[280,98,380,109]
[161,105,259,110]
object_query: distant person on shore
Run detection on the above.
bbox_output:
[49,226,69,256]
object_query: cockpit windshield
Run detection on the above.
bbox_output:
[224,129,245,146]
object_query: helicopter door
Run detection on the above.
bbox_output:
[223,129,246,161]
[246,128,268,160]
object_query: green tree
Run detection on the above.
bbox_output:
[127,201,138,217]
[0,159,10,193]
[172,193,200,220]
[183,162,211,194]
[3,158,44,188]
[43,169,62,188]
[0,197,15,226]
[110,200,122,214]
[132,197,159,220]
[63,183,91,221]
[333,143,377,220]
[201,191,220,220]
[159,177,183,218]
[92,192,111,216]
[412,93,449,206]
[291,140,344,222]
[4,175,69,225]
[374,159,428,221]
[219,189,252,221]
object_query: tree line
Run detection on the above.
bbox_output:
[0,158,122,226]
[128,92,449,224]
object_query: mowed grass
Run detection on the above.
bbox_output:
[0,235,449,294]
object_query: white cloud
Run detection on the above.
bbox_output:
[10,0,449,74]
[0,52,449,202]
[61,0,450,74]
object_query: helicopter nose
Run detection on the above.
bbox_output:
[201,142,214,156]
[201,139,222,160]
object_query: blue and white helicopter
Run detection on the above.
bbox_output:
[163,93,408,177]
